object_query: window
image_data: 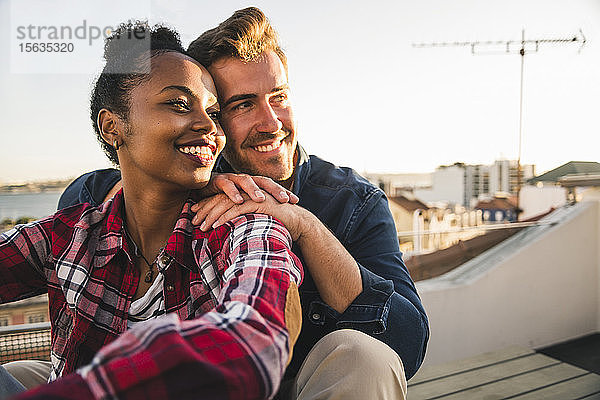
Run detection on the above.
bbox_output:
[495,211,504,222]
[0,315,10,326]
[26,313,46,324]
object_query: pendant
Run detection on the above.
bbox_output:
[144,269,154,283]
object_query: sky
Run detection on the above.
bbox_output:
[0,0,599,184]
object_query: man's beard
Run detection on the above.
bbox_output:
[223,140,296,182]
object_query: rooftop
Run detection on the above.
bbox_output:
[475,196,517,210]
[409,337,600,399]
[414,198,599,396]
[0,294,48,310]
[528,161,600,184]
[406,209,553,281]
[389,195,430,212]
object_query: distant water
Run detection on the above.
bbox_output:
[0,191,63,220]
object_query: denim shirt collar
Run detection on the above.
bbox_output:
[291,144,310,195]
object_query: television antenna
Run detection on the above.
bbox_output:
[413,29,586,219]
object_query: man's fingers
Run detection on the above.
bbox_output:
[191,194,218,213]
[200,200,238,231]
[191,194,229,227]
[212,203,255,229]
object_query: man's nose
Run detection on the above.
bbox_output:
[256,102,283,133]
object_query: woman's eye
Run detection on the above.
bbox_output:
[208,110,221,121]
[167,99,190,111]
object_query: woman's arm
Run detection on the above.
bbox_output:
[0,218,52,304]
[16,215,303,400]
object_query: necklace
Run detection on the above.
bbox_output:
[123,224,162,283]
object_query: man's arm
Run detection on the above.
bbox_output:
[193,192,429,379]
[58,169,298,209]
[191,193,361,312]
[285,209,363,313]
[339,194,429,378]
[16,215,303,400]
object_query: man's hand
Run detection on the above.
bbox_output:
[199,173,299,204]
[191,193,306,241]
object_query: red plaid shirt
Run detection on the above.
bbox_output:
[1,190,303,400]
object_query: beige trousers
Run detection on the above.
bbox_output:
[291,329,407,400]
[2,360,52,390]
[3,330,407,399]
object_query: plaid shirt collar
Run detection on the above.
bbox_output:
[82,189,210,272]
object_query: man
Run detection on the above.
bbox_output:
[59,8,428,399]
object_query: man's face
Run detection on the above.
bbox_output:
[208,51,297,184]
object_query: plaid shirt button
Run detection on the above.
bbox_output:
[166,284,175,292]
[157,254,170,268]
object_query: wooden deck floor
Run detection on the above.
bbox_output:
[408,346,600,399]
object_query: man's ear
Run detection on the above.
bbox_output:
[97,109,123,147]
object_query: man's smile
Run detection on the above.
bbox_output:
[253,138,284,153]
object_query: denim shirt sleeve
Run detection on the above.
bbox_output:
[58,169,122,209]
[309,190,429,379]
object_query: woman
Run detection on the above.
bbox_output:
[0,22,302,400]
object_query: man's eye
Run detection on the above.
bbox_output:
[233,101,252,111]
[271,93,288,104]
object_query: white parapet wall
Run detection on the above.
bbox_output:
[416,200,600,367]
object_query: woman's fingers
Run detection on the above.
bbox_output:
[212,177,244,204]
[251,176,299,204]
[196,173,299,207]
[212,194,280,229]
[225,174,267,203]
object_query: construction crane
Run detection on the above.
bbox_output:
[413,29,586,219]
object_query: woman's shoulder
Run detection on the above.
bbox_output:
[52,197,115,233]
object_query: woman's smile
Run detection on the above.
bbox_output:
[177,142,218,166]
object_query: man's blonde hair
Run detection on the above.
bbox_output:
[187,7,287,75]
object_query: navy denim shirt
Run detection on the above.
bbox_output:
[58,145,429,379]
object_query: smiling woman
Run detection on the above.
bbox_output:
[0,21,303,400]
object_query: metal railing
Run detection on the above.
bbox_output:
[396,219,557,237]
[0,322,51,363]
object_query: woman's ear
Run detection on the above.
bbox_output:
[98,109,123,149]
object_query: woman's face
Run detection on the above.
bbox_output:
[119,52,225,191]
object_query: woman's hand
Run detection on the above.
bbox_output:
[198,173,299,204]
[191,193,306,241]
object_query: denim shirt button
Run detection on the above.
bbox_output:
[311,313,321,321]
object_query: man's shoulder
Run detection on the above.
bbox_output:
[301,154,381,200]
[53,198,113,233]
[59,168,122,209]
